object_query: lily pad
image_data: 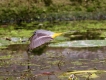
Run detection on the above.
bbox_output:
[49,40,106,47]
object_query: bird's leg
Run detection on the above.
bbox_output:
[27,50,31,79]
[27,49,31,70]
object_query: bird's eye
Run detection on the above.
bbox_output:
[34,32,36,34]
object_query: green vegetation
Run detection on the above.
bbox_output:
[0,0,106,29]
[0,20,106,38]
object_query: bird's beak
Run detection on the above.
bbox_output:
[51,33,63,38]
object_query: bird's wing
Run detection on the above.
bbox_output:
[36,29,54,35]
[29,33,47,41]
[29,36,53,50]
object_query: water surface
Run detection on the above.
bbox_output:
[0,42,106,80]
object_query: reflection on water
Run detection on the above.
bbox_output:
[0,44,106,80]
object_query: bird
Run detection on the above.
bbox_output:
[28,29,63,51]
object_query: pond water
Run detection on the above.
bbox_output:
[0,39,106,80]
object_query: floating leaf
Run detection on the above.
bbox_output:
[49,40,106,47]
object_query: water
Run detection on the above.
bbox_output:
[0,43,106,80]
